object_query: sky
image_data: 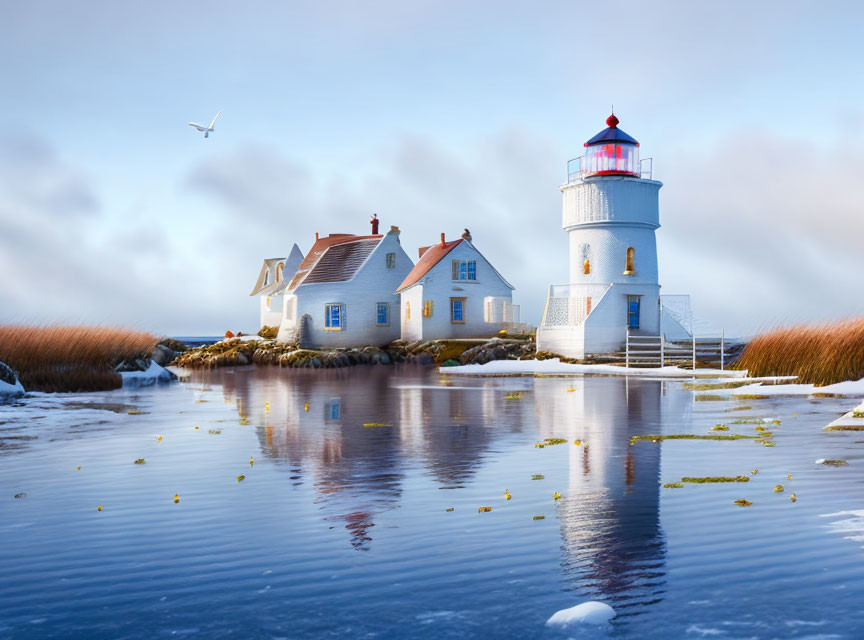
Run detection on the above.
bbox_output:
[1,1,863,337]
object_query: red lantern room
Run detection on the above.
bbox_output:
[581,114,640,178]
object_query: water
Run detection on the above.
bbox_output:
[2,367,864,638]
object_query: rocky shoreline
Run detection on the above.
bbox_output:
[172,334,537,369]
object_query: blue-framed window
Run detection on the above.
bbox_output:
[452,260,477,281]
[324,303,344,330]
[451,297,466,323]
[627,296,640,329]
[376,302,389,326]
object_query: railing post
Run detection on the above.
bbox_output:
[721,328,725,371]
[692,332,696,371]
[626,328,630,368]
[660,335,665,367]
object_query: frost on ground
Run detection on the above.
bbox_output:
[546,601,615,627]
[119,361,176,388]
[441,358,745,379]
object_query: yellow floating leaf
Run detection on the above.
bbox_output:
[237,475,246,482]
[478,506,492,513]
[733,499,753,506]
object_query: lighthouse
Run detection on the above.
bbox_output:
[537,114,664,359]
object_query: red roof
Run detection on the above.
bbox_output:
[396,239,463,293]
[288,234,382,291]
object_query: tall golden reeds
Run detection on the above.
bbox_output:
[0,326,159,392]
[734,318,864,386]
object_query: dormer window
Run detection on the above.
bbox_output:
[452,260,477,281]
[276,262,285,282]
[263,270,270,286]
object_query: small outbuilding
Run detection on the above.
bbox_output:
[396,231,517,342]
[249,244,305,329]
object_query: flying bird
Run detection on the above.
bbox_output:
[188,110,223,138]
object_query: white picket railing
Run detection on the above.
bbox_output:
[626,329,730,369]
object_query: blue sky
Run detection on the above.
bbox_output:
[1,1,863,336]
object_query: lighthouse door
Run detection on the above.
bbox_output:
[627,296,641,329]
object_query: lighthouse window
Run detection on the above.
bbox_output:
[624,247,635,275]
[580,244,591,274]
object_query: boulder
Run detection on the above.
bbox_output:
[152,343,175,366]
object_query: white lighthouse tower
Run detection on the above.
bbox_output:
[537,114,664,359]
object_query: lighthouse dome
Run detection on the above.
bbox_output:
[582,114,640,178]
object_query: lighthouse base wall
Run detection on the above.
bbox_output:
[537,283,660,360]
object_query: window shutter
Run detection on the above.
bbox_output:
[452,260,459,280]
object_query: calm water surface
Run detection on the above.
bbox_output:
[2,366,864,639]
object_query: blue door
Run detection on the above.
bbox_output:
[628,298,640,329]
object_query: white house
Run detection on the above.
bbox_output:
[249,245,305,328]
[275,226,413,348]
[536,114,687,359]
[396,231,517,341]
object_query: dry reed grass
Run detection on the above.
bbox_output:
[0,326,158,392]
[734,318,864,386]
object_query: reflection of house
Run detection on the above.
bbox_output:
[275,227,413,348]
[249,245,304,328]
[396,230,518,341]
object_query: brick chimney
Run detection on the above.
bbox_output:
[440,232,445,247]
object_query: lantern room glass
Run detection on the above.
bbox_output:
[583,143,640,177]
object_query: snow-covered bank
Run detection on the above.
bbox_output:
[825,400,864,430]
[727,378,864,397]
[119,361,177,388]
[440,358,746,378]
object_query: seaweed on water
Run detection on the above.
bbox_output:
[363,423,393,428]
[681,476,750,484]
[773,484,784,493]
[682,381,752,390]
[134,458,146,464]
[504,392,523,400]
[531,474,545,480]
[543,438,568,446]
[694,395,730,402]
[816,459,848,466]
[208,429,221,435]
[478,506,492,513]
[734,499,753,506]
[663,483,684,489]
[735,394,771,400]
[823,425,864,431]
[630,434,760,444]
[446,507,454,512]
[533,515,546,520]
[711,424,730,431]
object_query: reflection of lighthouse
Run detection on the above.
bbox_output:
[534,376,665,602]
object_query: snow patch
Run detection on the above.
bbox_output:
[546,601,615,627]
[442,358,745,378]
[820,510,864,544]
[0,378,24,399]
[729,379,864,397]
[120,361,176,388]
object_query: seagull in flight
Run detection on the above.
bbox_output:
[188,110,223,138]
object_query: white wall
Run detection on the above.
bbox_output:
[400,241,514,341]
[260,294,283,328]
[400,285,424,342]
[286,230,414,348]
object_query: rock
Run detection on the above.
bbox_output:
[546,601,616,627]
[415,352,435,366]
[152,343,175,366]
[0,361,24,398]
